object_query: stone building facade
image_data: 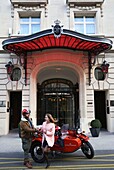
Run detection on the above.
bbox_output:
[0,0,114,135]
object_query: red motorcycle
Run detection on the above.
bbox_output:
[30,126,94,163]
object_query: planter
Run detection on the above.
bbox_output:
[90,128,100,137]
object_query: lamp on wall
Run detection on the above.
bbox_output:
[94,60,110,81]
[5,61,22,81]
[5,61,14,75]
[101,60,110,74]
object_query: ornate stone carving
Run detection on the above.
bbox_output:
[75,5,96,11]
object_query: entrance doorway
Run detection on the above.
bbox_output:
[9,91,22,130]
[37,79,79,128]
[94,91,107,129]
[44,93,73,127]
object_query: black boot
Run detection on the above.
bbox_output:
[44,152,50,169]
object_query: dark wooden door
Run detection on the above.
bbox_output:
[9,91,22,129]
[94,91,107,129]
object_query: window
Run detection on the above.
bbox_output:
[74,15,95,34]
[10,67,21,81]
[20,17,40,35]
[94,67,105,81]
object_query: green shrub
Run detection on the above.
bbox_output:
[90,119,102,128]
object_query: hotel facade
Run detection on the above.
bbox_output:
[0,0,114,135]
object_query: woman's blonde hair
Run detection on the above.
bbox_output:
[46,113,58,123]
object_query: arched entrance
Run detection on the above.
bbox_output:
[37,79,79,128]
[30,56,86,130]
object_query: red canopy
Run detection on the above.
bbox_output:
[2,29,112,56]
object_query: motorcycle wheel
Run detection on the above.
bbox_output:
[81,141,94,159]
[30,141,45,163]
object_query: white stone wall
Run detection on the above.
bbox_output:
[0,0,114,134]
[0,54,9,135]
[0,0,12,37]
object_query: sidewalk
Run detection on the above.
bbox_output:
[0,129,22,153]
[89,130,114,150]
[0,129,114,153]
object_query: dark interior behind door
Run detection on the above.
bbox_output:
[94,91,107,129]
[9,91,22,129]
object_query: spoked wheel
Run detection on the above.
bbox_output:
[81,141,94,159]
[30,142,45,163]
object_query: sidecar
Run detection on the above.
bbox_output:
[30,125,94,163]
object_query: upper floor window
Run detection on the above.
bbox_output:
[20,16,40,35]
[74,15,95,35]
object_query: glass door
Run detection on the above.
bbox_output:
[37,79,79,128]
[44,93,74,128]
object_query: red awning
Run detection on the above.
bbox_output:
[2,29,112,56]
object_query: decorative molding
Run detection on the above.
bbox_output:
[75,5,96,11]
[11,4,14,18]
[11,0,48,10]
[66,0,104,5]
[68,3,104,17]
[66,5,70,17]
[13,4,47,17]
[45,7,48,17]
[13,4,48,17]
[67,0,104,15]
[19,5,40,10]
[10,0,48,6]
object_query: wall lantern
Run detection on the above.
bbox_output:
[94,60,109,81]
[5,61,14,75]
[94,67,105,81]
[10,67,21,81]
[101,60,110,74]
[5,62,21,81]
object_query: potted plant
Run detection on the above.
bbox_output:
[90,119,102,137]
